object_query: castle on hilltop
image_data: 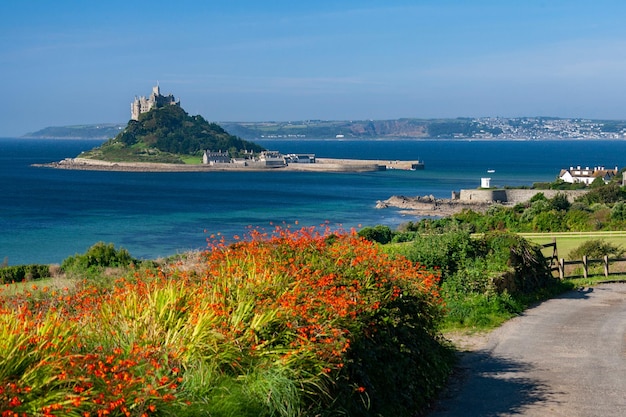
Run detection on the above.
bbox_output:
[130,83,180,121]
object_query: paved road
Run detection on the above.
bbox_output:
[428,283,626,417]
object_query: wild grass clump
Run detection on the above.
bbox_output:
[0,225,453,416]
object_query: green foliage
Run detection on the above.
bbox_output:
[384,231,480,280]
[529,192,547,203]
[611,201,626,221]
[484,232,554,293]
[335,296,455,417]
[61,242,136,274]
[426,120,502,138]
[549,193,571,211]
[589,176,606,189]
[86,105,265,162]
[567,239,625,260]
[384,229,558,331]
[357,225,394,244]
[416,183,626,234]
[0,264,50,284]
[577,183,625,205]
[441,291,524,329]
[564,208,596,231]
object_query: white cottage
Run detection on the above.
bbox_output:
[558,165,618,185]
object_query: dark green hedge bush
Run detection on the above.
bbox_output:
[0,264,50,284]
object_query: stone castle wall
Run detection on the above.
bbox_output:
[458,189,588,204]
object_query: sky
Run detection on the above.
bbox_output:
[2,0,626,136]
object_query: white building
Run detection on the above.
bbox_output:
[558,166,618,185]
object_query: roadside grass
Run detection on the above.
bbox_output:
[565,274,626,287]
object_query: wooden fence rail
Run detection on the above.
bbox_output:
[539,238,626,280]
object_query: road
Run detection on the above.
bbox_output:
[428,283,626,417]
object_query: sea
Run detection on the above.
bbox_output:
[2,137,625,265]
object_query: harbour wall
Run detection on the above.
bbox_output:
[457,189,588,204]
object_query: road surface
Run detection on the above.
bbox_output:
[429,283,626,417]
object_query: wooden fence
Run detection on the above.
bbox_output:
[540,239,626,280]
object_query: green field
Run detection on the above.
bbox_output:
[521,231,626,259]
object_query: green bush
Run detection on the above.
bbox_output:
[384,231,480,280]
[549,193,571,211]
[567,239,625,260]
[357,225,394,244]
[61,242,136,273]
[0,264,50,284]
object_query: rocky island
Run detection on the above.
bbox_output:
[36,84,423,173]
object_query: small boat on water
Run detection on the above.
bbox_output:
[487,169,495,173]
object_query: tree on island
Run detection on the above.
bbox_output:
[83,105,265,163]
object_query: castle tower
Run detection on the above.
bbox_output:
[130,83,180,121]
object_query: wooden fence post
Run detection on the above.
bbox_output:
[604,255,609,278]
[552,237,558,265]
[559,258,564,280]
[583,255,588,279]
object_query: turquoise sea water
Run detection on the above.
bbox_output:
[1,137,625,265]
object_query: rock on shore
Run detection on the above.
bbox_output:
[376,195,492,217]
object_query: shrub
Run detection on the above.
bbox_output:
[384,231,480,280]
[577,183,624,205]
[568,239,625,260]
[357,224,394,244]
[0,264,50,284]
[549,193,571,211]
[439,232,559,330]
[611,201,626,221]
[482,232,555,294]
[61,242,135,273]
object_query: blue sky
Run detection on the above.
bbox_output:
[2,0,626,136]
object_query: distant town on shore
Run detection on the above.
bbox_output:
[23,116,626,141]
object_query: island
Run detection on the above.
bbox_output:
[35,85,423,173]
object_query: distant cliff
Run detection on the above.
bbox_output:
[220,119,434,139]
[23,123,127,139]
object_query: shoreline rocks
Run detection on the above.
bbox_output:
[376,195,492,217]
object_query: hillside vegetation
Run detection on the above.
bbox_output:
[81,105,264,163]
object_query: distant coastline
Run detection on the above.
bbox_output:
[21,116,626,141]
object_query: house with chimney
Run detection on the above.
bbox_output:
[558,165,619,185]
